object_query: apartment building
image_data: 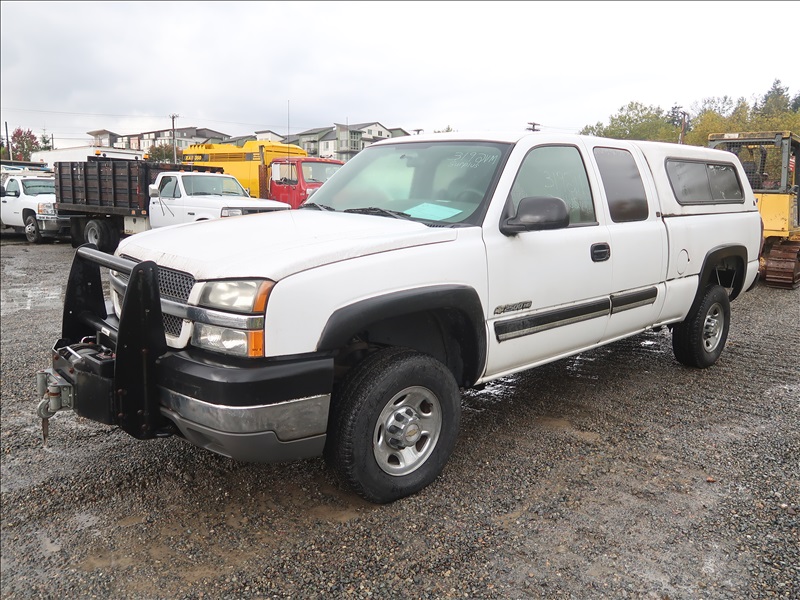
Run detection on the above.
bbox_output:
[85,121,410,163]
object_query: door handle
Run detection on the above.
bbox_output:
[591,242,611,262]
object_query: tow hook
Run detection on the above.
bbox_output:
[35,370,74,446]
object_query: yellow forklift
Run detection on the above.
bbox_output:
[708,131,800,289]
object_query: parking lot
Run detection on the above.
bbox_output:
[1,231,798,599]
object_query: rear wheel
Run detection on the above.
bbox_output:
[325,347,461,504]
[24,215,43,243]
[672,285,730,368]
[84,219,118,252]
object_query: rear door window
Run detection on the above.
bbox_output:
[593,147,649,222]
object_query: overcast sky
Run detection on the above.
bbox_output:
[2,1,798,148]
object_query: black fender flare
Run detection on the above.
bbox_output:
[691,244,749,310]
[317,285,487,385]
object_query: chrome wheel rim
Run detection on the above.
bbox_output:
[85,226,99,246]
[702,302,724,352]
[373,385,442,476]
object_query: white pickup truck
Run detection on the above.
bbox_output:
[37,131,762,503]
[54,160,290,252]
[0,171,70,243]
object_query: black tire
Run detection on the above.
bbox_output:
[70,218,84,248]
[24,214,43,243]
[84,219,117,253]
[324,347,461,504]
[107,225,120,251]
[672,285,731,368]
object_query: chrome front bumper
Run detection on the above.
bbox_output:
[160,388,330,462]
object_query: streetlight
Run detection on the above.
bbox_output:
[170,113,180,163]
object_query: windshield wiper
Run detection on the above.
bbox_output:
[299,202,336,211]
[343,207,412,220]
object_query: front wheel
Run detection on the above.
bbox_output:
[24,215,44,243]
[325,347,461,504]
[672,285,731,368]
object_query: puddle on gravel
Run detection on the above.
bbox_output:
[37,531,62,555]
[535,416,602,443]
[0,286,63,316]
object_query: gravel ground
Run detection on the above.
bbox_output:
[1,231,798,600]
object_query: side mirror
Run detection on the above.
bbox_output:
[500,196,570,236]
[148,184,160,198]
[0,186,5,197]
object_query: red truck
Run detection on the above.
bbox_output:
[266,156,344,208]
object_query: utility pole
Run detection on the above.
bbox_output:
[669,105,689,144]
[5,121,12,160]
[526,122,540,132]
[169,113,180,163]
[679,111,688,145]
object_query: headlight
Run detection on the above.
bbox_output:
[193,279,274,357]
[192,323,263,357]
[221,208,243,217]
[37,202,56,215]
[199,280,273,313]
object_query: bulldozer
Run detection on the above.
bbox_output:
[708,131,800,289]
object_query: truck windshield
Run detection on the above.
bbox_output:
[182,175,247,197]
[22,179,55,195]
[307,141,510,225]
[301,162,342,184]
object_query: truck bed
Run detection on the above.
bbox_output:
[55,159,222,217]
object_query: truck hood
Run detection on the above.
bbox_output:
[117,210,457,281]
[184,195,288,209]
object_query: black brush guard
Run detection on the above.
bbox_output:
[39,244,169,439]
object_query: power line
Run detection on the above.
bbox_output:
[0,106,319,131]
[1,107,162,119]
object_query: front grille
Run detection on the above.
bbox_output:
[163,314,184,337]
[242,207,285,216]
[117,256,196,337]
[156,267,196,301]
[119,255,196,302]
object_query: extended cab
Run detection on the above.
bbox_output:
[1,171,70,243]
[36,132,762,503]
